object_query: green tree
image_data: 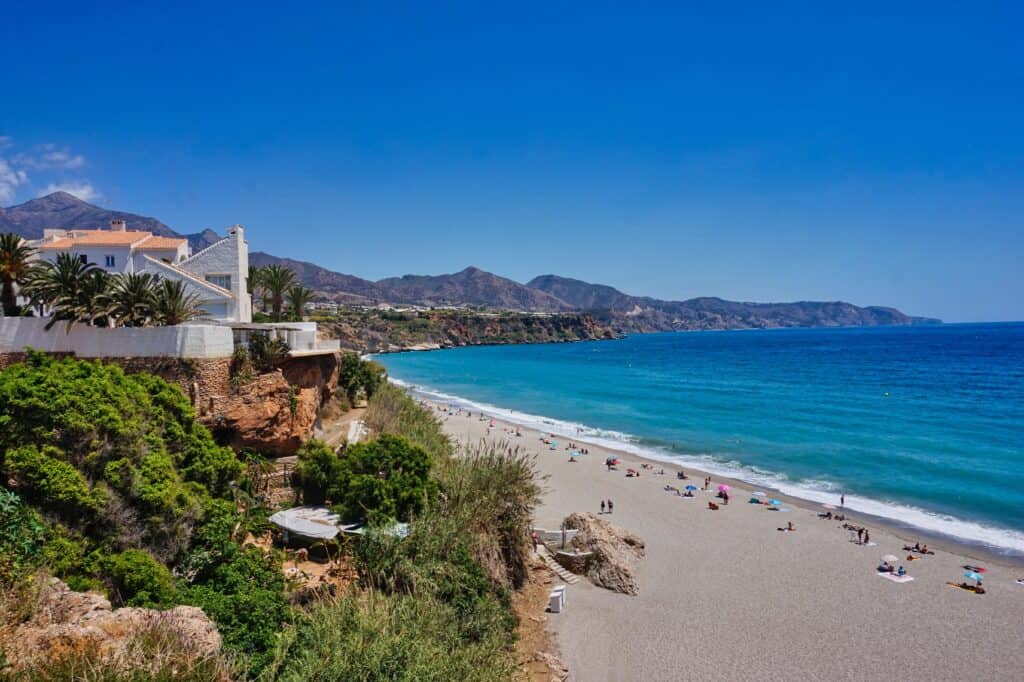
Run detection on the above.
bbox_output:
[260,264,296,322]
[154,279,205,325]
[286,283,313,321]
[110,271,159,327]
[293,439,342,505]
[102,549,178,607]
[0,232,34,317]
[21,252,103,330]
[248,264,265,311]
[334,435,434,523]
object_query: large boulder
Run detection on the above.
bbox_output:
[2,578,221,675]
[562,512,645,595]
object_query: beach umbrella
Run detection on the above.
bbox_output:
[685,484,698,491]
[964,571,983,582]
[718,484,731,492]
[881,554,899,563]
[769,499,782,506]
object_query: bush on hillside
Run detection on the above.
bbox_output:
[102,549,178,608]
[292,439,341,506]
[334,435,434,524]
[0,489,46,585]
[0,354,242,564]
[337,353,386,404]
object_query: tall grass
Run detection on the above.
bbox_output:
[262,591,521,682]
[363,383,452,461]
[432,441,542,590]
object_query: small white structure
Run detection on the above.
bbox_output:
[32,220,252,323]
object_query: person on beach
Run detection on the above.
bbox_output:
[608,499,614,514]
[856,527,864,544]
[841,493,845,508]
[531,531,538,551]
[863,530,870,545]
[601,500,606,514]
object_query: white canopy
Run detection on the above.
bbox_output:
[268,506,341,540]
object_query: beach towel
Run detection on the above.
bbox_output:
[877,573,914,583]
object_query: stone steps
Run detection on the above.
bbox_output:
[536,545,580,585]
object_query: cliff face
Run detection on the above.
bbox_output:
[321,310,618,353]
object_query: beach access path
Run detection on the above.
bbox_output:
[438,405,1024,682]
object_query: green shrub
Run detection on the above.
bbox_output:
[293,439,341,505]
[0,489,46,584]
[334,435,434,524]
[5,445,105,519]
[102,549,178,608]
[337,353,385,404]
[181,548,288,676]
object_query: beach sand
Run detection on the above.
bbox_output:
[436,404,1024,681]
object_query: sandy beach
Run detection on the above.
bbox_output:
[435,403,1024,681]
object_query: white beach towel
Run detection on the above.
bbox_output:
[877,572,914,583]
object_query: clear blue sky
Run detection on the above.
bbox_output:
[2,2,1021,322]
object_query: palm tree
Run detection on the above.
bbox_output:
[21,253,102,330]
[110,272,159,327]
[286,284,314,321]
[260,265,296,322]
[154,279,205,325]
[248,265,265,311]
[0,233,35,317]
[74,269,116,327]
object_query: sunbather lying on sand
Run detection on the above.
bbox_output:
[708,501,720,510]
[947,581,986,594]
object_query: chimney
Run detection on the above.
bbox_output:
[110,219,127,232]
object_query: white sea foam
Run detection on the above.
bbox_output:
[390,377,1024,557]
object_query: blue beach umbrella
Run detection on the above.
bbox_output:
[964,571,983,582]
[769,499,783,506]
[685,485,698,491]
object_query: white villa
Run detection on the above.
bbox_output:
[31,219,252,323]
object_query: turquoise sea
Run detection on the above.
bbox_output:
[375,323,1024,557]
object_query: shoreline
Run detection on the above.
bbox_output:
[430,399,1024,680]
[396,379,1024,568]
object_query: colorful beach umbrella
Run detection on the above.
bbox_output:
[964,571,984,582]
[769,499,782,506]
[881,554,899,563]
[685,485,698,491]
[718,484,731,492]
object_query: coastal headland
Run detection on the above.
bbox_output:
[434,401,1024,681]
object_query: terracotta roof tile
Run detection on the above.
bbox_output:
[39,230,153,250]
[137,236,187,250]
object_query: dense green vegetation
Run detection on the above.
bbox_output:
[295,435,435,523]
[0,354,539,680]
[0,354,287,676]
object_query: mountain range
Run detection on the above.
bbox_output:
[3,192,940,330]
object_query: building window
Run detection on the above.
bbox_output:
[206,274,231,290]
[104,255,116,267]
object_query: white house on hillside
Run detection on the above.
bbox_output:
[32,220,252,323]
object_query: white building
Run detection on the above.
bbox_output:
[32,220,251,323]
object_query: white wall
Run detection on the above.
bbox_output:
[0,317,234,359]
[40,245,133,273]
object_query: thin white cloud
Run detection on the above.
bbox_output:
[13,144,87,170]
[0,158,29,203]
[39,181,101,202]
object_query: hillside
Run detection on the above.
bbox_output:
[527,274,940,331]
[376,266,572,312]
[3,193,941,329]
[321,308,617,353]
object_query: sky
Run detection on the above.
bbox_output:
[1,2,1021,322]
